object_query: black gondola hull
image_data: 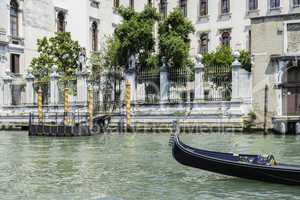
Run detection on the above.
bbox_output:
[172,135,300,185]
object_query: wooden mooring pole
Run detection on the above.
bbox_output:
[125,81,132,128]
[64,87,70,125]
[87,86,93,129]
[37,88,43,123]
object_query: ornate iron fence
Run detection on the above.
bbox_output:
[204,65,232,101]
[168,68,194,103]
[58,79,77,104]
[11,77,25,105]
[92,69,123,114]
[136,68,160,104]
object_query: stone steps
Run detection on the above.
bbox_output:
[106,114,244,133]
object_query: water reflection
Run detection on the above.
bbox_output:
[0,131,300,199]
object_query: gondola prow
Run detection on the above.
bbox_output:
[169,120,179,147]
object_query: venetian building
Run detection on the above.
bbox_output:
[0,0,258,76]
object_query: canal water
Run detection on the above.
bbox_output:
[1,131,300,200]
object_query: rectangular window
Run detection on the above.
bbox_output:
[160,0,167,18]
[270,0,280,9]
[248,30,252,53]
[130,0,134,9]
[114,0,120,8]
[199,0,208,16]
[220,30,231,46]
[148,0,152,6]
[10,11,18,37]
[287,23,300,53]
[294,0,300,7]
[249,0,258,10]
[10,54,20,74]
[221,0,230,14]
[199,33,209,54]
[179,0,187,17]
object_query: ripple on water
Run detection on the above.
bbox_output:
[1,132,300,199]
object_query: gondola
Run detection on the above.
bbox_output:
[170,123,300,185]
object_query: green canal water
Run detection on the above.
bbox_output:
[1,131,300,200]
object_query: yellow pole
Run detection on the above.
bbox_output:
[125,81,132,127]
[64,87,70,125]
[87,86,93,129]
[37,87,43,123]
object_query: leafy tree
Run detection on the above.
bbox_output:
[109,5,159,70]
[30,32,81,81]
[158,8,195,69]
[203,46,252,72]
[239,50,252,72]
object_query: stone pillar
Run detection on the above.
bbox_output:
[3,72,12,106]
[125,55,136,103]
[160,58,169,104]
[50,65,59,105]
[76,70,89,104]
[296,122,300,135]
[0,78,3,109]
[239,67,252,102]
[194,54,205,101]
[25,67,35,105]
[231,51,241,101]
[120,74,125,105]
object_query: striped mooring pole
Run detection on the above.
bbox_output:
[37,87,43,123]
[87,86,93,129]
[125,81,132,127]
[64,87,70,125]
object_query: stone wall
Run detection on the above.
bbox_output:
[251,19,284,128]
[250,14,300,129]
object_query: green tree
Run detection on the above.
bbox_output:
[111,5,159,69]
[158,8,195,69]
[203,46,252,72]
[30,32,81,81]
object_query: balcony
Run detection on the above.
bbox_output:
[8,35,24,46]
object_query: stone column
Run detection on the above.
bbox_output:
[160,57,168,104]
[194,54,205,101]
[25,67,35,105]
[76,70,89,104]
[50,65,59,105]
[231,51,241,101]
[0,79,3,109]
[3,72,12,106]
[125,55,136,103]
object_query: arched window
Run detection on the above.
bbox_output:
[57,11,66,32]
[91,22,98,52]
[10,0,19,37]
[160,0,167,18]
[220,31,231,46]
[200,0,208,16]
[179,0,187,17]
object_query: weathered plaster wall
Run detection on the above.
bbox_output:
[251,20,284,127]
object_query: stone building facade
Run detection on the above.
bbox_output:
[1,0,286,76]
[251,13,300,133]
